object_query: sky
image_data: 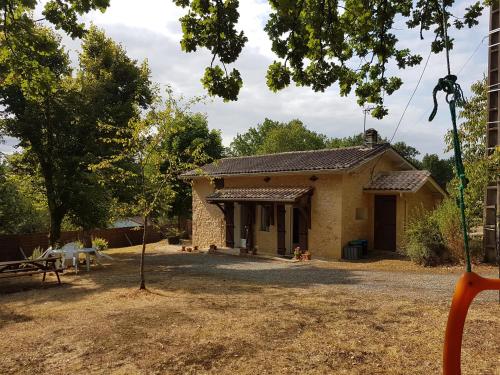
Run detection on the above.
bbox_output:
[0,0,490,157]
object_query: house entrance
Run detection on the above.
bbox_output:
[374,195,397,251]
[276,204,286,255]
[292,207,308,251]
[239,204,254,249]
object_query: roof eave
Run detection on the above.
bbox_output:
[181,167,351,180]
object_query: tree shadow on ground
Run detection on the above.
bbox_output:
[0,250,362,304]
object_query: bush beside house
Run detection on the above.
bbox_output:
[401,199,483,266]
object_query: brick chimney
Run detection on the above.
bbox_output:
[364,128,378,148]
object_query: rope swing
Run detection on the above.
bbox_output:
[429,2,500,374]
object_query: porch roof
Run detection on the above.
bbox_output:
[363,170,437,193]
[206,186,313,203]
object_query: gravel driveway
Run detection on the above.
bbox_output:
[147,249,499,302]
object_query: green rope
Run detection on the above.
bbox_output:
[428,74,472,272]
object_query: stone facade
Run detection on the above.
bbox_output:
[190,151,445,259]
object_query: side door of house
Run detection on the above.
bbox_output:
[374,195,397,251]
[276,204,286,255]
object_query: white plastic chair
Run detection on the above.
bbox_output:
[60,242,80,273]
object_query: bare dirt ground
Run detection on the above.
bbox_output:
[0,242,498,375]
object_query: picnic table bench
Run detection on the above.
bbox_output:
[0,256,62,285]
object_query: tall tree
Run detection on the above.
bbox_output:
[421,153,454,188]
[163,111,224,225]
[446,78,500,225]
[392,141,421,166]
[327,133,364,148]
[0,21,153,246]
[258,119,328,154]
[110,92,220,290]
[230,119,327,155]
[229,119,282,156]
[174,0,486,117]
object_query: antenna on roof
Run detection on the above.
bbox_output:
[363,106,375,134]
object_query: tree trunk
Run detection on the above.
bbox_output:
[139,215,148,290]
[49,208,64,248]
[82,229,92,248]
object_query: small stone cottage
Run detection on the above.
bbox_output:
[181,129,447,259]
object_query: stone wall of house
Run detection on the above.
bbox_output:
[340,153,398,253]
[190,150,445,258]
[191,179,225,249]
[223,173,343,259]
[340,153,444,253]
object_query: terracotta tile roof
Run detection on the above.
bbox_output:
[181,143,390,177]
[364,170,431,192]
[206,186,313,203]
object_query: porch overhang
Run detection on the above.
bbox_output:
[206,186,313,204]
[363,170,447,197]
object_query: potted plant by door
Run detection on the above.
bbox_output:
[293,247,302,260]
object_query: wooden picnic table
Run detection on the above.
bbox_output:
[0,256,62,284]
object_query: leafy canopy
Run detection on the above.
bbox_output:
[0,19,153,244]
[446,78,500,225]
[175,0,487,117]
[229,118,329,156]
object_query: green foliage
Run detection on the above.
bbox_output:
[0,21,153,244]
[175,0,247,101]
[175,0,485,117]
[446,78,500,226]
[201,66,242,101]
[402,199,483,266]
[327,133,365,149]
[229,118,282,156]
[160,107,223,221]
[391,141,421,165]
[92,237,109,251]
[109,89,221,224]
[1,0,110,39]
[401,207,444,266]
[258,119,328,154]
[0,157,49,234]
[421,153,454,188]
[229,119,329,156]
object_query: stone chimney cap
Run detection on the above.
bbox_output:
[364,128,378,148]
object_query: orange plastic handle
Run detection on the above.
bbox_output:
[443,272,500,375]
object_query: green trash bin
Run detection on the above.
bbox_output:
[349,240,368,257]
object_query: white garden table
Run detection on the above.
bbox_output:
[48,247,113,274]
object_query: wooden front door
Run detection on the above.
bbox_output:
[277,204,286,255]
[240,204,255,249]
[374,195,397,251]
[224,202,234,248]
[292,207,308,251]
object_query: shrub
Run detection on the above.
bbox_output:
[92,237,109,251]
[29,247,44,260]
[402,207,444,266]
[402,198,483,266]
[432,198,464,263]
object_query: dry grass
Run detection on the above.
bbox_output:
[0,243,498,375]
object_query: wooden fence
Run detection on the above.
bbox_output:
[0,226,164,261]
